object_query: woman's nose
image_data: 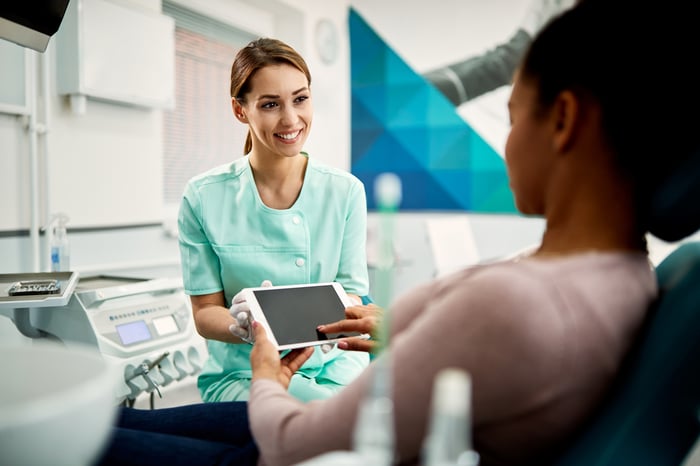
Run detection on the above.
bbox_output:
[279,105,297,125]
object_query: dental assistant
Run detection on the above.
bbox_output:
[177,38,370,402]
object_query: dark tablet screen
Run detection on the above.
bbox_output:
[252,284,358,346]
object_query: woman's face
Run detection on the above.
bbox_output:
[504,73,556,216]
[238,63,313,158]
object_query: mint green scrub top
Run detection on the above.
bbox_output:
[178,154,370,402]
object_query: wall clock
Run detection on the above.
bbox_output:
[315,18,339,65]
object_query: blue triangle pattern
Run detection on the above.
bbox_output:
[385,50,425,86]
[387,83,432,127]
[349,7,517,213]
[357,169,464,211]
[352,130,426,174]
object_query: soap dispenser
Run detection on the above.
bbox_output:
[49,213,70,272]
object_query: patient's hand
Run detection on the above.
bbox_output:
[250,322,313,389]
[317,304,384,353]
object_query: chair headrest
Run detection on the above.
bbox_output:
[648,148,700,242]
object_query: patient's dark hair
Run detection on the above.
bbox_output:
[519,0,700,241]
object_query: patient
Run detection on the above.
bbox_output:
[96,2,700,465]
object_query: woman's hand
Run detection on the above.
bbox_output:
[250,321,313,389]
[229,280,273,343]
[317,304,384,353]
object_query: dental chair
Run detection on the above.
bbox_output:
[553,241,700,466]
[553,151,700,466]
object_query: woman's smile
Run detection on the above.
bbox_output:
[275,129,303,143]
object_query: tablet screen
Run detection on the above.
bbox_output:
[252,284,356,346]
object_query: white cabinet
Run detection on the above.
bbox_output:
[55,0,175,110]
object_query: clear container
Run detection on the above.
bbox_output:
[423,368,480,466]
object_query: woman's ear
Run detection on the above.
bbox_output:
[232,98,247,123]
[552,90,579,153]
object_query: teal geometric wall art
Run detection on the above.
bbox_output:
[349,8,517,213]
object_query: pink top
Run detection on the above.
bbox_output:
[249,252,657,466]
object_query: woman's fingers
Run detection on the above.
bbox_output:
[317,317,374,335]
[337,337,376,353]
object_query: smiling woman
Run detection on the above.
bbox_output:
[232,63,314,173]
[175,37,372,404]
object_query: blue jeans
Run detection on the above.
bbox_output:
[95,402,258,466]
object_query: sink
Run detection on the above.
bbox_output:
[0,341,119,466]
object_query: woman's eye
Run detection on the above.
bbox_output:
[295,95,309,104]
[261,101,278,109]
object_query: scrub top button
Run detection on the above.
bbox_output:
[292,216,301,225]
[295,258,305,267]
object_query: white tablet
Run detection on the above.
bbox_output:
[243,282,369,351]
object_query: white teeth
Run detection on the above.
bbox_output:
[278,130,300,140]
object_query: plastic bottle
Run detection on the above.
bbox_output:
[351,173,403,465]
[352,356,395,466]
[372,172,402,312]
[49,213,70,272]
[423,368,480,466]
